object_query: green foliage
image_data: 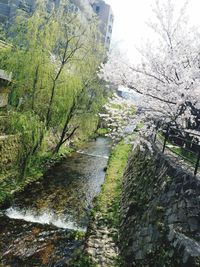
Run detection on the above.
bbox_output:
[0,0,110,204]
[167,145,197,164]
[5,111,44,178]
[73,255,97,267]
[96,128,109,136]
[71,114,99,145]
[135,122,144,132]
[0,24,6,41]
[7,111,43,140]
[0,0,107,134]
[157,133,197,166]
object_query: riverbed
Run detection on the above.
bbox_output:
[0,137,111,266]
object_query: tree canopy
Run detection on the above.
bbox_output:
[0,0,109,179]
[100,0,200,146]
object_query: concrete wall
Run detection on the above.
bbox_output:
[0,0,10,22]
[0,0,94,19]
[120,145,200,266]
[0,0,35,21]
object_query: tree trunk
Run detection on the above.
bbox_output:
[53,82,88,153]
[45,63,64,128]
[18,151,31,181]
[53,126,79,154]
[53,100,76,154]
[31,64,39,111]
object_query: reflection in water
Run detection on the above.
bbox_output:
[0,137,111,266]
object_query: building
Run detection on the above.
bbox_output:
[91,0,114,50]
[0,0,114,49]
[0,0,10,22]
[0,0,93,22]
[0,0,35,22]
[0,0,10,21]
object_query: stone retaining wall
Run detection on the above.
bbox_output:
[0,134,20,173]
[120,145,200,267]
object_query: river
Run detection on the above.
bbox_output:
[0,137,111,266]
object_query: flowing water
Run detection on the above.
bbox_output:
[0,137,111,266]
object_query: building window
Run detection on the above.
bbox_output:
[106,37,110,44]
[110,14,114,23]
[96,6,100,13]
[108,25,112,33]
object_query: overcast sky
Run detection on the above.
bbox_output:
[104,0,200,63]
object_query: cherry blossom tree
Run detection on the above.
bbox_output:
[99,0,200,146]
[99,93,136,141]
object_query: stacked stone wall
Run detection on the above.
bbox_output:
[120,145,200,267]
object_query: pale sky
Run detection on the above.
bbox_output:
[105,0,200,63]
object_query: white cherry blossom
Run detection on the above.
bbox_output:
[99,0,200,146]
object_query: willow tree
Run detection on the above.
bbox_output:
[52,15,107,153]
[1,0,109,154]
[0,0,54,114]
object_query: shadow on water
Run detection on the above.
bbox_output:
[0,137,111,266]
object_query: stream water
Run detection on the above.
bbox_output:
[0,137,111,266]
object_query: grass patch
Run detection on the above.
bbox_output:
[72,255,97,267]
[168,146,197,164]
[94,141,131,227]
[157,132,198,167]
[72,140,131,266]
[96,128,109,136]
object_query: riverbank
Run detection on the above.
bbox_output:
[74,141,131,266]
[0,119,100,209]
[0,137,111,266]
[0,147,73,209]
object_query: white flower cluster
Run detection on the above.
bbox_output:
[99,0,200,148]
[99,94,136,142]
